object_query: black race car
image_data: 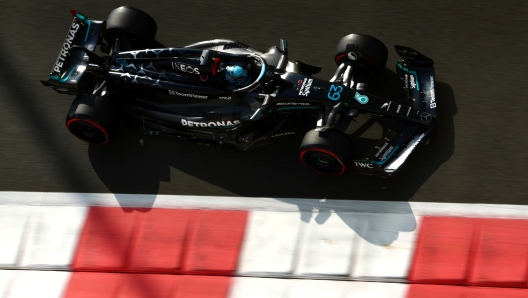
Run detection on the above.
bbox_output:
[41,6,436,177]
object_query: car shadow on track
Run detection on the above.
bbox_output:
[89,72,456,200]
[88,71,455,245]
[286,199,417,246]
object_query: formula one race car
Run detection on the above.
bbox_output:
[41,6,437,177]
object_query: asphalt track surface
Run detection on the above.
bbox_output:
[0,1,527,204]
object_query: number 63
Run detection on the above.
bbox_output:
[328,85,343,100]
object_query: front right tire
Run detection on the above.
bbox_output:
[335,33,388,76]
[104,6,157,47]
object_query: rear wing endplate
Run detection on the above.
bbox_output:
[41,11,104,94]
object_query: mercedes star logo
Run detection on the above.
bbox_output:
[420,112,432,122]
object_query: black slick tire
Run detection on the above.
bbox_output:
[335,33,388,75]
[299,128,353,176]
[104,6,157,45]
[65,95,120,145]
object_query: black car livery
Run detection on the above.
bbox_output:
[41,7,437,177]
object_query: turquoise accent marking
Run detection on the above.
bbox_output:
[59,67,75,83]
[409,70,420,91]
[397,62,420,91]
[49,75,60,80]
[396,63,408,71]
[354,92,369,104]
[75,13,90,42]
[374,146,399,165]
[257,64,266,81]
[115,59,129,67]
[84,19,91,42]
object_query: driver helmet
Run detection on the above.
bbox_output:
[224,65,250,86]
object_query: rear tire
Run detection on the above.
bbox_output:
[65,95,121,145]
[335,33,388,75]
[104,6,157,46]
[299,129,353,176]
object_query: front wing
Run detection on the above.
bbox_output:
[353,46,436,177]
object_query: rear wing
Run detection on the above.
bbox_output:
[41,11,104,94]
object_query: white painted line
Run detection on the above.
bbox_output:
[229,277,289,298]
[295,212,357,276]
[0,192,43,205]
[238,211,303,275]
[342,281,409,297]
[229,277,409,298]
[7,270,71,298]
[19,206,88,268]
[0,206,31,267]
[0,270,17,297]
[287,279,356,298]
[238,211,421,280]
[353,215,422,279]
[2,192,528,219]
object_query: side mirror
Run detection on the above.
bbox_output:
[276,39,288,71]
[278,39,287,54]
[200,49,215,66]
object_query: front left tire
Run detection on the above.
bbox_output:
[299,128,353,176]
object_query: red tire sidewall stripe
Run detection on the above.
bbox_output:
[362,55,380,69]
[66,118,109,145]
[300,148,346,176]
[335,53,347,64]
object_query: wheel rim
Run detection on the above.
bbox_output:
[300,148,346,176]
[66,118,109,145]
